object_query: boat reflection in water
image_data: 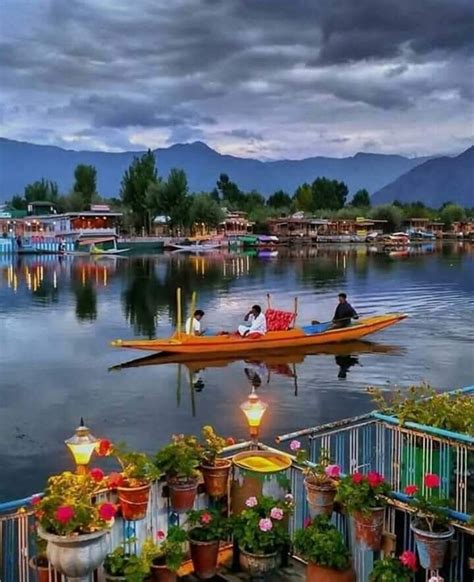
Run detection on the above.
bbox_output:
[110,341,404,413]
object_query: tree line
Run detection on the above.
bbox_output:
[6,150,472,233]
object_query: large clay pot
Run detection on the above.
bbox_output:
[410,521,454,570]
[239,547,280,577]
[117,482,151,521]
[304,477,336,517]
[168,476,199,513]
[150,557,177,582]
[200,459,231,498]
[352,507,385,551]
[29,556,61,582]
[39,527,109,582]
[189,534,219,579]
[307,562,356,582]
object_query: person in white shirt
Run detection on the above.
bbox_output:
[238,305,267,337]
[185,309,206,335]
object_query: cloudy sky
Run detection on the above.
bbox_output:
[1,0,473,159]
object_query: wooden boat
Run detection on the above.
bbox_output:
[66,236,130,256]
[111,313,407,355]
[170,243,221,252]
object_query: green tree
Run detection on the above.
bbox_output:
[216,173,243,208]
[311,177,348,211]
[24,179,59,203]
[147,168,191,233]
[440,203,465,230]
[369,204,403,232]
[9,195,27,210]
[351,189,371,208]
[73,164,97,209]
[267,190,292,209]
[120,150,158,233]
[293,183,313,212]
[189,193,224,228]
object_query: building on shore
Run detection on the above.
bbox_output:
[267,215,388,240]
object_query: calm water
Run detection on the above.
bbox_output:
[0,244,473,501]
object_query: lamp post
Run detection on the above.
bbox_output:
[240,386,268,448]
[65,418,99,474]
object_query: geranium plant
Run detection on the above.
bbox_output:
[200,425,235,466]
[142,526,188,573]
[232,495,293,555]
[187,508,230,542]
[104,546,145,582]
[335,471,390,515]
[34,471,116,536]
[96,440,159,487]
[293,516,351,571]
[291,441,341,485]
[369,551,417,581]
[404,474,450,532]
[155,433,201,480]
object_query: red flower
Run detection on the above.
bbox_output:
[55,505,75,524]
[89,468,105,482]
[303,517,312,529]
[200,512,212,525]
[399,550,417,571]
[98,502,116,521]
[226,437,236,446]
[157,530,166,541]
[97,439,112,457]
[30,495,42,506]
[107,472,125,489]
[404,484,418,496]
[367,471,384,488]
[424,473,440,488]
[351,472,364,484]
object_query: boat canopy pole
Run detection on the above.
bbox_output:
[294,297,298,325]
[267,293,272,309]
[189,291,197,335]
[176,287,182,335]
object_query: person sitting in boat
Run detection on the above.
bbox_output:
[331,293,359,328]
[238,305,267,337]
[185,309,206,336]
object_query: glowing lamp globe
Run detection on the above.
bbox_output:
[65,418,99,473]
[240,387,268,442]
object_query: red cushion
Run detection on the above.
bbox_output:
[265,309,295,331]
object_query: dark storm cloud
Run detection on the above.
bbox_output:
[1,0,472,156]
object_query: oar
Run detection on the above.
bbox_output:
[189,290,197,335]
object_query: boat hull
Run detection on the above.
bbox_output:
[111,314,406,355]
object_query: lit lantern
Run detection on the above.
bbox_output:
[240,387,268,446]
[65,418,99,474]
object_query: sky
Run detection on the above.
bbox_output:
[1,0,473,159]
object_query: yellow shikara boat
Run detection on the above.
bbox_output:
[111,313,406,356]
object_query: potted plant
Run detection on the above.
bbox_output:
[28,530,61,582]
[291,441,340,517]
[369,551,417,581]
[35,471,116,579]
[404,474,454,570]
[335,471,390,550]
[232,495,292,577]
[98,439,159,521]
[142,527,187,582]
[155,433,201,512]
[199,426,234,498]
[293,516,355,582]
[187,509,230,579]
[103,545,146,582]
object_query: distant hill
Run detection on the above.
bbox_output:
[0,138,430,201]
[372,146,474,207]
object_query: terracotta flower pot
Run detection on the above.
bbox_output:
[352,507,385,551]
[29,556,61,582]
[410,521,454,570]
[189,536,219,579]
[150,557,177,582]
[200,459,231,498]
[304,477,336,517]
[307,562,356,582]
[167,476,199,513]
[239,547,280,577]
[117,482,151,521]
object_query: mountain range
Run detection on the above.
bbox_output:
[0,138,472,206]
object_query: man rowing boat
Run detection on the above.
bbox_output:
[332,293,359,328]
[238,305,267,337]
[185,309,206,336]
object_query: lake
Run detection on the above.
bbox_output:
[0,243,473,501]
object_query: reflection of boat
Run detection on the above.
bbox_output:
[111,313,407,355]
[67,236,130,256]
[170,242,221,252]
[110,340,403,371]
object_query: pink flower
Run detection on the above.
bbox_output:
[399,550,417,572]
[200,512,212,525]
[157,530,166,540]
[226,437,236,446]
[289,440,301,452]
[324,464,341,478]
[98,502,116,521]
[424,473,440,488]
[270,507,284,520]
[303,517,312,529]
[55,505,75,524]
[259,518,273,532]
[107,472,125,489]
[351,472,364,484]
[245,496,258,508]
[30,495,42,506]
[97,439,112,457]
[367,471,384,488]
[89,468,105,482]
[404,484,418,496]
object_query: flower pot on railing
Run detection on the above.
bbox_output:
[410,521,454,570]
[304,477,336,517]
[189,538,220,579]
[239,547,279,577]
[117,482,151,521]
[167,476,199,513]
[200,458,231,498]
[29,556,61,582]
[39,527,109,581]
[307,562,356,582]
[150,557,177,582]
[352,507,385,551]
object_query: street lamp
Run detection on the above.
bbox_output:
[240,386,268,447]
[65,418,99,474]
